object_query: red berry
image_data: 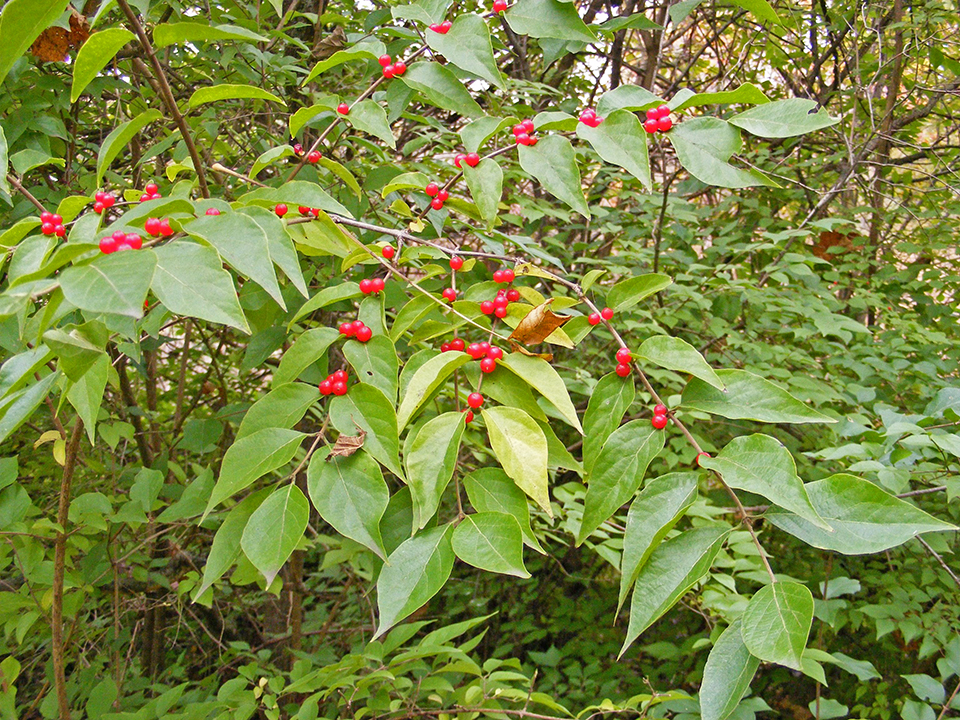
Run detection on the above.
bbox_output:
[425,182,439,197]
[125,233,142,250]
[527,135,538,146]
[428,23,441,32]
[159,219,173,237]
[615,363,631,378]
[373,278,386,293]
[454,153,466,168]
[392,61,406,75]
[449,255,463,270]
[332,369,348,383]
[601,307,614,320]
[487,346,503,360]
[431,198,444,210]
[464,410,474,423]
[515,133,530,145]
[112,230,126,241]
[450,338,465,351]
[275,203,288,217]
[492,270,503,283]
[651,414,668,429]
[478,342,490,354]
[144,183,158,195]
[440,20,452,32]
[349,320,365,334]
[494,306,507,318]
[359,278,374,294]
[481,301,495,315]
[506,288,520,302]
[437,189,449,201]
[616,348,632,364]
[337,103,349,115]
[382,245,396,260]
[695,452,710,467]
[441,342,452,352]
[40,211,53,223]
[493,0,507,11]
[319,380,333,395]
[339,322,355,336]
[379,54,392,67]
[307,150,321,163]
[145,218,161,236]
[588,312,601,325]
[355,325,373,342]
[655,104,671,119]
[99,236,118,254]
[467,392,484,409]
[293,143,304,155]
[331,381,348,396]
[521,119,535,133]
[383,65,396,78]
[502,269,515,283]
[299,206,312,215]
[310,208,320,217]
[205,208,221,216]
[467,343,483,359]
[54,224,66,238]
[41,222,55,236]
[93,201,105,214]
[442,287,457,302]
[643,119,659,134]
[512,124,525,136]
[102,193,115,208]
[465,152,481,167]
[657,117,673,132]
[480,358,496,373]
[654,403,668,415]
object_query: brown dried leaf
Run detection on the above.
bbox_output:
[508,299,572,346]
[327,427,366,460]
[67,9,92,49]
[29,8,90,63]
[812,230,863,260]
[313,25,347,59]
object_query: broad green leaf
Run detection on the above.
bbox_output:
[618,472,699,611]
[273,327,340,386]
[670,0,705,23]
[826,652,880,681]
[10,149,64,176]
[505,0,598,43]
[461,116,516,153]
[700,620,761,720]
[500,353,582,433]
[188,84,285,108]
[578,420,664,544]
[157,468,215,523]
[0,372,60,445]
[290,282,362,327]
[518,135,589,218]
[237,383,318,439]
[239,206,309,298]
[701,434,828,529]
[606,273,672,311]
[152,242,249,332]
[425,13,504,88]
[346,100,396,148]
[596,12,661,31]
[204,428,305,515]
[330,383,403,479]
[481,363,549,424]
[729,98,839,138]
[60,249,157,318]
[307,448,389,558]
[682,369,836,424]
[400,62,484,119]
[463,467,545,554]
[482,406,551,515]
[0,345,54,398]
[406,412,466,529]
[0,0,70,87]
[240,484,308,585]
[317,156,363,199]
[463,159,503,227]
[397,352,472,429]
[184,213,284,308]
[576,110,651,189]
[153,22,267,47]
[42,328,105,382]
[637,335,724,390]
[583,372,635,475]
[452,513,529,578]
[620,527,728,656]
[595,85,662,117]
[376,524,455,636]
[301,40,386,84]
[767,473,958,554]
[70,28,134,102]
[249,145,294,179]
[740,581,814,670]
[288,102,336,137]
[240,182,352,219]
[532,111,577,132]
[902,675,945,704]
[671,82,770,112]
[96,109,163,186]
[729,0,781,22]
[668,117,778,188]
[343,334,400,404]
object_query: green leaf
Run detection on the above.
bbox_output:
[578,420,664,544]
[671,82,770,112]
[406,412,466,529]
[249,145,294,179]
[595,85,662,117]
[96,109,163,186]
[318,156,363,200]
[188,84,285,108]
[343,334,399,404]
[583,372,635,475]
[499,353,582,432]
[460,116,516,153]
[701,434,829,529]
[397,352,472,429]
[728,0,781,23]
[240,206,308,298]
[301,40,385,84]
[288,102,336,137]
[308,448,389,558]
[60,249,157,318]
[740,581,814,670]
[204,428,305,515]
[518,135,589,218]
[700,620,761,720]
[400,62,484,119]
[767,473,958,554]
[376,524,455,637]
[637,335,724,390]
[682,369,836,424]
[729,99,838,138]
[70,28,134,102]
[618,472,698,611]
[606,273,672,312]
[903,675,945,704]
[505,0,598,43]
[463,159,503,227]
[63,354,107,444]
[668,117,777,189]
[240,182,352,219]
[0,372,60,445]
[452,513,530,578]
[346,100,396,148]
[274,327,340,386]
[240,484,308,585]
[425,13,504,87]
[596,12,661,31]
[237,383,318,439]
[0,0,70,87]
[330,383,403,479]
[482,406,551,516]
[153,22,267,47]
[0,127,8,196]
[463,467,545,554]
[575,110,651,189]
[184,212,284,308]
[290,282,362,327]
[152,242,249,332]
[620,527,728,656]
[42,328,105,382]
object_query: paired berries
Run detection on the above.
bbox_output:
[651,402,669,429]
[454,152,481,169]
[442,287,458,303]
[99,230,143,254]
[382,59,407,78]
[578,108,604,127]
[292,143,304,156]
[429,20,452,33]
[381,244,396,260]
[40,212,65,238]
[440,338,465,353]
[307,150,321,164]
[299,206,321,218]
[615,346,633,378]
[337,103,350,115]
[359,277,386,295]
[493,0,508,10]
[449,255,464,271]
[144,217,174,237]
[338,319,374,343]
[319,369,349,397]
[492,268,515,284]
[379,55,392,68]
[588,307,614,325]
[275,203,288,217]
[512,119,538,146]
[140,182,162,203]
[643,105,673,134]
[92,191,115,214]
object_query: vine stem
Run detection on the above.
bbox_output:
[5,173,47,212]
[936,676,960,720]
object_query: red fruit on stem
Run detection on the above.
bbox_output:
[654,403,668,415]
[431,198,444,210]
[337,103,349,115]
[299,206,312,215]
[478,341,491,354]
[99,237,118,254]
[383,64,396,78]
[527,136,538,145]
[492,269,504,283]
[588,312,601,325]
[695,452,710,466]
[481,301,495,315]
[275,203,288,217]
[428,23,441,32]
[437,189,449,201]
[382,245,396,260]
[450,338,465,351]
[125,233,142,250]
[494,306,507,318]
[94,202,105,214]
[512,124,525,136]
[465,152,481,167]
[657,117,673,132]
[521,119,535,133]
[332,369,348,383]
[339,322,354,336]
[54,225,66,238]
[615,347,632,363]
[359,278,373,294]
[373,278,385,293]
[615,363,631,378]
[355,325,373,342]
[480,358,496,373]
[319,380,333,395]
[425,182,439,197]
[205,208,221,216]
[449,255,463,270]
[464,410,474,423]
[467,343,483,359]
[656,104,671,119]
[145,218,161,236]
[454,153,466,168]
[493,0,508,11]
[515,133,530,145]
[331,381,348,396]
[112,230,126,241]
[144,183,158,195]
[40,211,53,223]
[440,20,452,32]
[601,306,614,320]
[467,392,484,409]
[393,61,406,75]
[441,342,452,352]
[350,320,365,334]
[487,346,503,360]
[506,289,520,302]
[159,219,173,237]
[442,287,457,302]
[644,119,659,133]
[41,223,55,236]
[651,414,668,429]
[379,54,392,67]
[307,150,321,163]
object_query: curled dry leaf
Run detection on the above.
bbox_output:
[327,426,366,460]
[508,299,573,347]
[30,8,91,63]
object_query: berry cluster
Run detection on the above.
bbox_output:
[338,319,374,343]
[454,152,481,169]
[588,306,614,325]
[299,206,321,218]
[92,191,116,214]
[651,402,669,429]
[492,267,515,284]
[425,182,450,210]
[359,277,386,295]
[467,342,503,373]
[139,183,162,203]
[512,119,538,146]
[493,0,508,11]
[614,347,632,378]
[99,230,143,254]
[440,338,465,353]
[578,108,604,128]
[480,287,520,318]
[643,105,673,134]
[428,20,452,33]
[378,54,407,78]
[39,212,66,238]
[144,217,175,237]
[318,369,349,397]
